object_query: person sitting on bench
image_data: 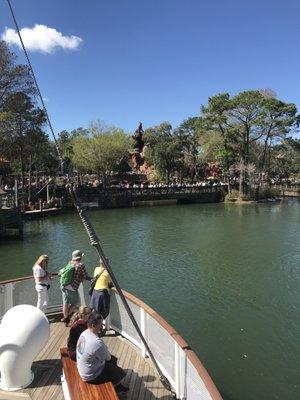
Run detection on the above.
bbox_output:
[67,306,93,361]
[76,313,129,394]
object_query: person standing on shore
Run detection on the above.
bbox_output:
[33,254,51,312]
[59,250,91,325]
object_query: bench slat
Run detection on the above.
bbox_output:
[60,348,118,400]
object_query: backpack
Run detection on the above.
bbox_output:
[59,262,75,286]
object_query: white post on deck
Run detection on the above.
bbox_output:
[174,342,181,398]
[4,283,14,312]
[140,307,147,358]
[104,313,111,331]
[174,342,188,400]
[178,343,188,400]
[78,284,86,306]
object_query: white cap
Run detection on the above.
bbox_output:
[72,250,84,261]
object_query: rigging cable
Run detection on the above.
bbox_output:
[6,0,178,396]
[31,177,54,200]
[6,0,64,173]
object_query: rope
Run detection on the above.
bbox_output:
[30,177,54,200]
[6,0,64,173]
[68,185,178,398]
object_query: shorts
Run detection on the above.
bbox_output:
[61,287,79,306]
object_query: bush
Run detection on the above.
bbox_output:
[225,186,280,202]
[253,186,280,200]
[225,189,239,202]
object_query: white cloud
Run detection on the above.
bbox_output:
[1,24,83,54]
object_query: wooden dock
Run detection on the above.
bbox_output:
[0,316,173,400]
[23,207,63,221]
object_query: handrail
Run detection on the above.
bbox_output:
[0,275,223,400]
[0,273,58,286]
[118,289,223,400]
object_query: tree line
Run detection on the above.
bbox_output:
[1,40,299,199]
[59,93,300,198]
[0,41,57,186]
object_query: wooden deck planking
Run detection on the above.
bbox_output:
[10,319,173,400]
[103,331,173,400]
[130,354,145,399]
[128,351,142,396]
[25,318,69,400]
[121,345,136,386]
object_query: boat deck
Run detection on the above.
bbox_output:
[0,315,173,400]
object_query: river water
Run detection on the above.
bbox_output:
[1,199,299,400]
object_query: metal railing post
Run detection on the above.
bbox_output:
[104,312,111,331]
[174,342,181,398]
[140,307,147,358]
[4,283,14,312]
[78,284,86,306]
[180,348,187,400]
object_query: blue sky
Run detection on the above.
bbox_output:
[1,0,299,136]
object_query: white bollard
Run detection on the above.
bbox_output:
[0,304,50,391]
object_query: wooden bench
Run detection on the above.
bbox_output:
[60,347,118,400]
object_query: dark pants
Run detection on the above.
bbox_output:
[90,289,110,319]
[87,355,126,386]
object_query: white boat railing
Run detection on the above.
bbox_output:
[0,275,223,400]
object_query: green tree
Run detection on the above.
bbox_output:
[0,41,34,111]
[57,130,74,172]
[229,91,298,193]
[72,123,131,186]
[258,97,297,178]
[227,91,266,195]
[201,90,298,196]
[26,129,53,201]
[269,138,300,179]
[57,128,89,173]
[175,117,203,181]
[1,92,46,185]
[201,93,238,191]
[144,122,182,183]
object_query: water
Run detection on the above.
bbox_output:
[1,199,299,400]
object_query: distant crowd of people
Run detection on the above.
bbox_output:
[1,174,299,197]
[113,181,227,189]
[32,250,129,394]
